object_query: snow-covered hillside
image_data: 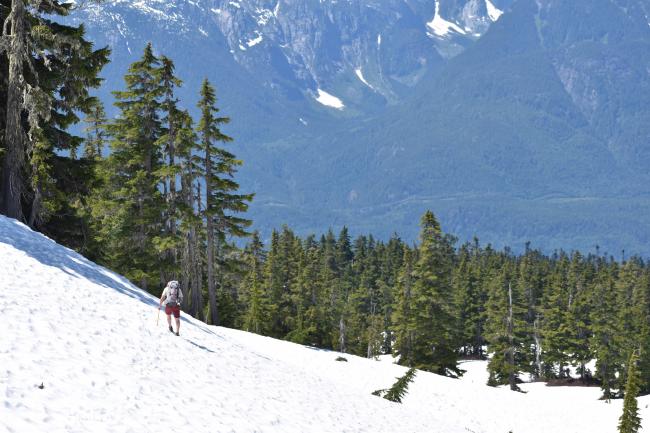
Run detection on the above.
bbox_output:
[1,215,647,433]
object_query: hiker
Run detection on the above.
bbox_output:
[159,280,183,336]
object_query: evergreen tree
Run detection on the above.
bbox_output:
[540,254,572,378]
[83,99,108,159]
[378,234,404,354]
[392,247,416,366]
[241,232,270,334]
[566,251,594,380]
[635,267,650,394]
[94,43,165,291]
[1,0,109,225]
[156,55,184,283]
[618,351,642,433]
[485,259,527,391]
[453,239,486,358]
[407,211,460,376]
[591,261,624,400]
[176,109,204,319]
[196,78,253,325]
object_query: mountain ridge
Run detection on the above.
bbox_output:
[69,0,650,255]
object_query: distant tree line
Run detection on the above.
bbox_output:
[231,213,650,401]
[2,2,648,405]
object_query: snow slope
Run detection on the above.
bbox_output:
[1,215,648,433]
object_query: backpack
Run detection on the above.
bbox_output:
[167,281,181,306]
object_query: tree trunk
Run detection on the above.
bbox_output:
[533,316,542,380]
[339,315,346,353]
[192,181,203,321]
[2,0,27,220]
[204,146,218,326]
[507,282,517,391]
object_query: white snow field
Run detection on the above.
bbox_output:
[1,215,648,433]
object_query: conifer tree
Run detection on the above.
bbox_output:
[591,261,624,400]
[566,251,594,380]
[242,232,270,334]
[285,236,318,344]
[634,268,650,394]
[407,211,460,376]
[176,109,204,319]
[333,227,354,352]
[83,99,108,160]
[485,259,527,391]
[392,247,416,366]
[292,235,328,346]
[517,246,544,380]
[94,43,165,291]
[379,234,404,353]
[540,254,572,378]
[454,239,486,358]
[1,0,109,224]
[196,78,253,325]
[155,55,184,283]
[618,351,642,433]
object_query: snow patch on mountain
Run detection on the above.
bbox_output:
[247,33,263,47]
[131,0,180,22]
[427,0,467,37]
[255,7,275,25]
[315,89,345,109]
[485,0,503,21]
[355,68,375,90]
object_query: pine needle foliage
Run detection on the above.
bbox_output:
[378,368,417,403]
[619,352,642,433]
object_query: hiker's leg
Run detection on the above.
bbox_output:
[173,307,181,333]
[166,314,172,327]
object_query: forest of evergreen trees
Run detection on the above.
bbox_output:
[1,1,649,409]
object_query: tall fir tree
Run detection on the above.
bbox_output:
[175,109,204,319]
[540,254,572,378]
[591,261,624,400]
[566,251,594,380]
[155,55,184,283]
[93,43,165,291]
[241,232,270,334]
[619,351,642,433]
[407,211,461,376]
[83,98,108,159]
[453,239,486,358]
[485,259,527,391]
[196,78,253,325]
[392,247,416,366]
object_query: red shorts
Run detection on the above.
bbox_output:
[165,305,181,318]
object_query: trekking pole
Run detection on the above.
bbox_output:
[156,307,160,326]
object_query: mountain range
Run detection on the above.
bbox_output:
[70,0,650,255]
